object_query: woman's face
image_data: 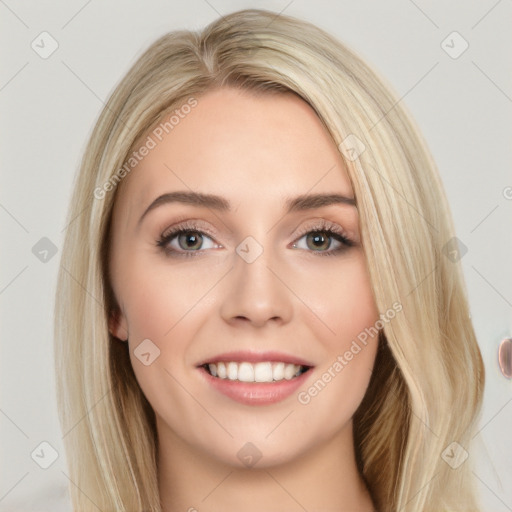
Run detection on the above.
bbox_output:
[108,87,380,468]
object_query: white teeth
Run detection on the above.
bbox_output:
[238,362,254,382]
[273,362,285,381]
[217,362,227,379]
[227,362,238,380]
[205,361,305,382]
[254,362,273,382]
[283,363,297,380]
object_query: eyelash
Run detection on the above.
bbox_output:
[156,219,355,259]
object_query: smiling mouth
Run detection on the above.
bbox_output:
[201,361,312,383]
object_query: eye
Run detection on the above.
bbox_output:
[156,219,355,258]
[291,220,354,257]
[156,221,220,258]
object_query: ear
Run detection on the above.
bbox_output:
[108,307,128,341]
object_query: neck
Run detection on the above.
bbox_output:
[157,418,375,512]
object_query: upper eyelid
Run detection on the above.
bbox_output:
[160,219,218,239]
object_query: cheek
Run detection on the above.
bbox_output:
[115,255,223,438]
[115,253,226,397]
[301,252,379,345]
[118,253,217,340]
[290,253,380,426]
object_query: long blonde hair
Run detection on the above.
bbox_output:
[54,8,484,511]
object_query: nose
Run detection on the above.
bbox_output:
[219,242,294,328]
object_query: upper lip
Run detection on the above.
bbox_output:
[196,350,314,367]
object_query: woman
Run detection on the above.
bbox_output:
[54,8,485,511]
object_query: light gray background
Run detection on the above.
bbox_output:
[1,1,511,510]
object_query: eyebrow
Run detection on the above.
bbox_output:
[137,190,356,227]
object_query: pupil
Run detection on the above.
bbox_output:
[309,231,329,250]
[180,232,202,250]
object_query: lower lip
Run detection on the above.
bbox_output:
[198,366,313,406]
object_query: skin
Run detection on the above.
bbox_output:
[108,87,380,512]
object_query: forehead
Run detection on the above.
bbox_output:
[117,87,353,216]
